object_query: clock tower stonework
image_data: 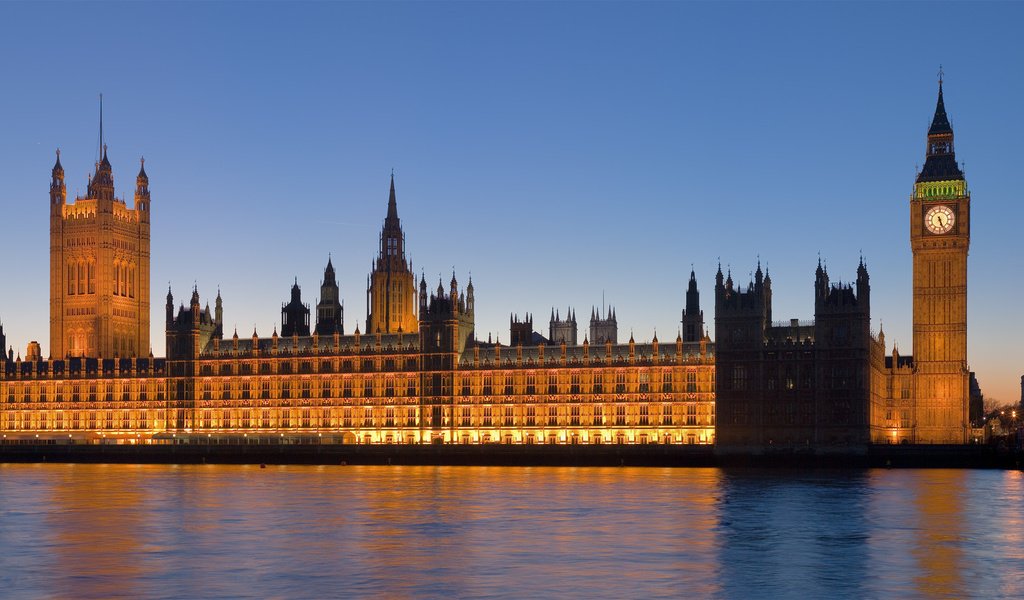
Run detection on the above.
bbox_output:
[909,79,970,443]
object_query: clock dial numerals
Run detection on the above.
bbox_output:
[925,205,955,234]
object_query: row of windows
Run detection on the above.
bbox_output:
[65,260,138,298]
[200,358,420,375]
[5,411,152,431]
[2,407,712,432]
[6,385,165,404]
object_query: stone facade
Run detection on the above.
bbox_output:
[49,148,151,359]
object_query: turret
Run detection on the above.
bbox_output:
[315,256,344,335]
[682,268,704,343]
[549,306,578,345]
[589,305,617,345]
[510,313,534,347]
[135,157,150,218]
[465,276,475,316]
[166,286,174,326]
[281,278,311,337]
[450,272,459,313]
[419,273,428,315]
[856,257,870,313]
[89,146,115,202]
[190,285,201,325]
[214,289,224,338]
[50,149,66,210]
[714,260,772,348]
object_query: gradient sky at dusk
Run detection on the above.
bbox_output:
[0,2,1022,403]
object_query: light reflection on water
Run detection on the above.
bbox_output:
[0,465,1021,598]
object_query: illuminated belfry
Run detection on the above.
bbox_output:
[49,116,152,359]
[366,175,417,334]
[905,74,971,443]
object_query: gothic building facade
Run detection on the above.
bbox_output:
[2,175,716,445]
[0,80,975,448]
[714,261,875,449]
[714,80,974,449]
[49,147,151,359]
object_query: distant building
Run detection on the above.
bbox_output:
[589,306,617,345]
[969,372,984,427]
[549,308,577,346]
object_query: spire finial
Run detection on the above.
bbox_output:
[98,93,104,161]
[938,64,944,87]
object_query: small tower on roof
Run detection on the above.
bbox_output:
[549,306,577,345]
[682,268,704,343]
[316,256,344,335]
[281,278,311,337]
[589,304,617,345]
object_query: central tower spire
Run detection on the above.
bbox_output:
[366,174,417,334]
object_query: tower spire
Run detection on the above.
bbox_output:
[917,73,963,183]
[99,93,104,162]
[387,171,398,222]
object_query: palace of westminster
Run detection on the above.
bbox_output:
[0,82,979,449]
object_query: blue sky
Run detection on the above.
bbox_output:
[1,2,1022,404]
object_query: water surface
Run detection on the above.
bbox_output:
[1,465,1021,598]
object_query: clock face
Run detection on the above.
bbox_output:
[925,205,955,234]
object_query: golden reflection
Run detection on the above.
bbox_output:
[910,470,967,597]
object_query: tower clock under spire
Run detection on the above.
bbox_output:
[909,75,970,443]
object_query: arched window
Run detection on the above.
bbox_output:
[68,263,75,295]
[113,261,120,296]
[88,261,95,294]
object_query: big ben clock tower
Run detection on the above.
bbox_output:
[910,74,970,444]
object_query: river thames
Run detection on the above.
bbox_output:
[0,465,1021,598]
